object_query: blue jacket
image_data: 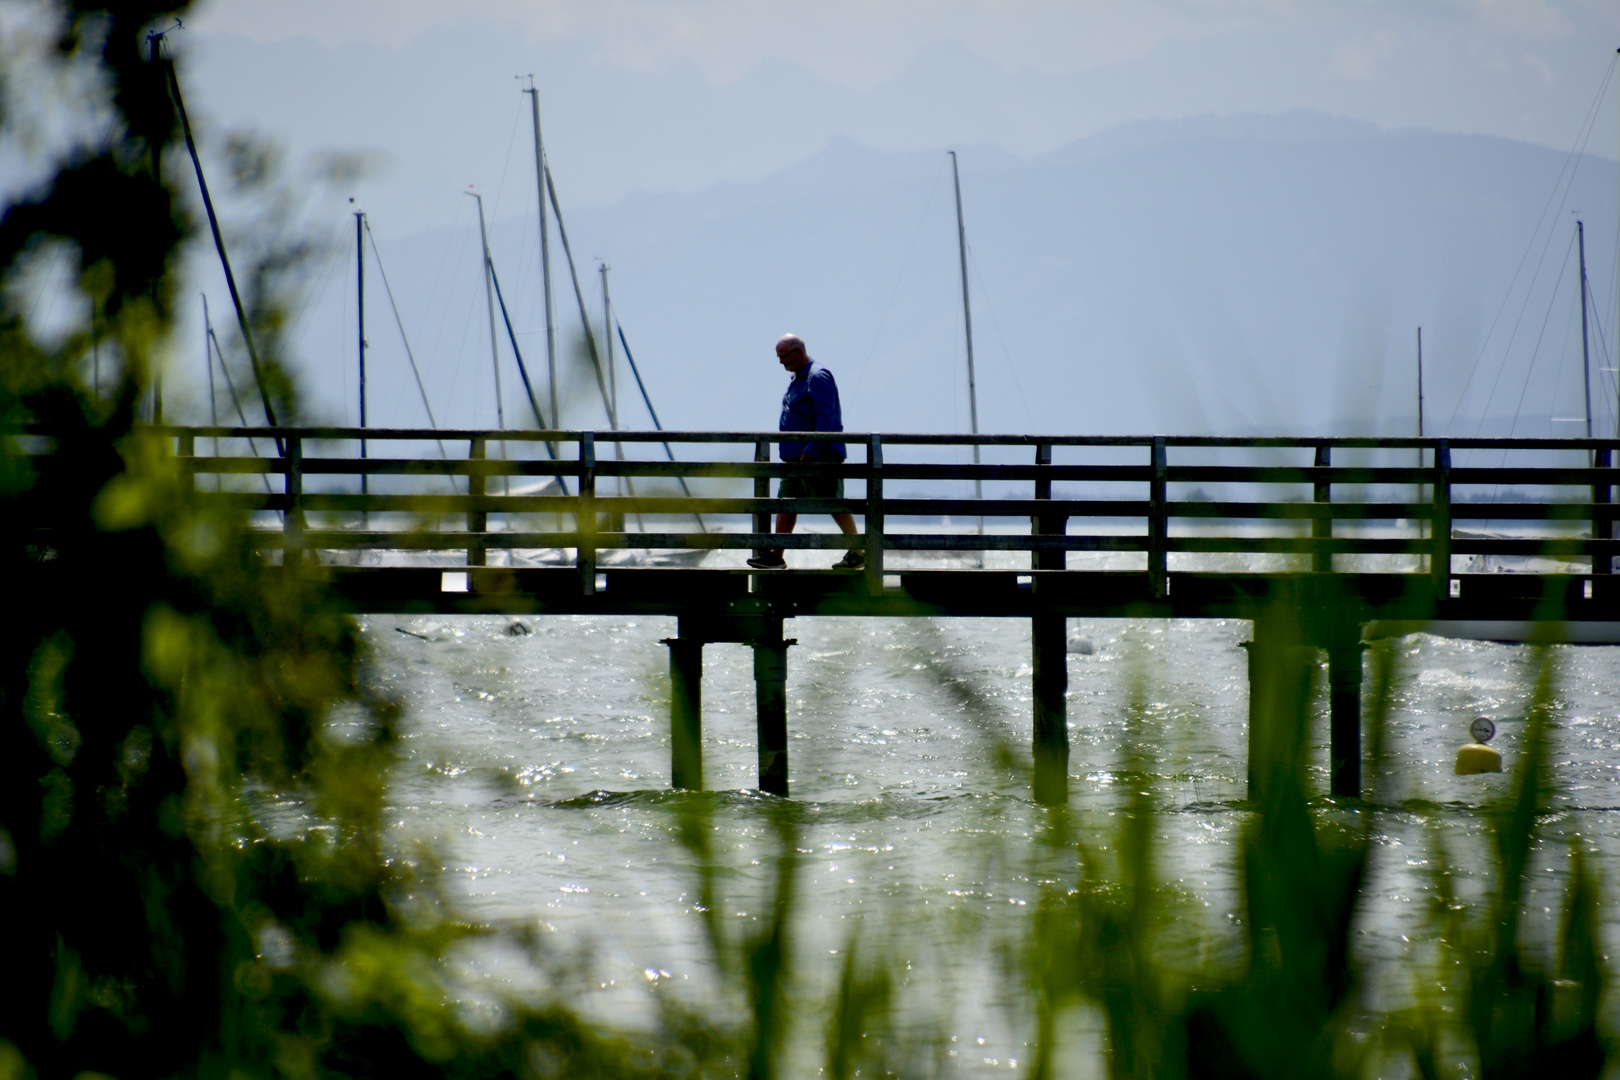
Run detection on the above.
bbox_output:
[778,361,846,461]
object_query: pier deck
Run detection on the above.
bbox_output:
[38,426,1620,804]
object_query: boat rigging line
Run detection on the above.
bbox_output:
[615,319,706,532]
[467,191,507,434]
[483,254,570,493]
[599,263,641,527]
[150,27,281,450]
[362,218,449,461]
[949,151,984,554]
[203,296,273,495]
[202,293,218,465]
[1447,52,1617,439]
[521,78,560,453]
[542,163,614,420]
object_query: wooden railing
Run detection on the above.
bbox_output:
[63,428,1620,597]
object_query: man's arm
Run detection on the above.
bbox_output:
[809,371,843,449]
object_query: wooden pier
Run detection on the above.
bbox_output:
[76,427,1620,803]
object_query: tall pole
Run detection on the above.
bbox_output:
[949,152,981,486]
[203,294,219,477]
[203,294,216,427]
[1416,327,1424,439]
[523,80,558,435]
[159,37,279,442]
[1579,219,1592,439]
[468,192,506,431]
[600,263,617,430]
[1417,326,1427,549]
[355,211,368,495]
[949,152,983,560]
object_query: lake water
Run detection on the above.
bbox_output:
[358,590,1620,1071]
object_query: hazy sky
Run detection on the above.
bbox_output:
[178,0,1620,231]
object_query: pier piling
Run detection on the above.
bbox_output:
[1031,614,1069,805]
[665,638,703,790]
[753,641,791,796]
[1327,639,1364,799]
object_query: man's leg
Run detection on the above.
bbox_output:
[830,513,863,568]
[767,512,797,558]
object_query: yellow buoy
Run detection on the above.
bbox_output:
[1455,717,1502,775]
[1454,743,1502,774]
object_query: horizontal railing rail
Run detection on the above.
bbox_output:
[12,426,1618,598]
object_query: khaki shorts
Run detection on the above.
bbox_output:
[778,475,844,500]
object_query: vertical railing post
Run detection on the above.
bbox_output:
[1312,445,1332,573]
[467,437,487,568]
[1594,447,1612,576]
[1032,442,1066,572]
[177,430,195,498]
[865,434,884,595]
[283,435,303,567]
[1431,439,1451,598]
[578,432,597,595]
[753,439,771,562]
[1148,436,1167,598]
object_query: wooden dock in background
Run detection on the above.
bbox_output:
[42,426,1620,804]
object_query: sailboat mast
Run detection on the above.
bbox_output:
[203,294,217,430]
[203,293,221,487]
[1416,327,1424,439]
[1579,219,1592,439]
[468,192,506,430]
[355,210,368,493]
[524,82,558,432]
[949,151,982,502]
[600,263,617,429]
[601,262,628,503]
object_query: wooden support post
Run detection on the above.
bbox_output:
[1312,445,1332,573]
[1032,442,1067,571]
[753,439,770,561]
[865,434,884,595]
[578,432,597,595]
[1031,613,1069,805]
[1327,639,1363,799]
[665,637,703,790]
[176,431,194,495]
[468,437,487,567]
[1431,439,1451,598]
[1594,447,1611,576]
[1148,436,1167,598]
[1243,616,1315,801]
[753,641,790,796]
[283,435,303,567]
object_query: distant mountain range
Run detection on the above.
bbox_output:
[217,111,1619,442]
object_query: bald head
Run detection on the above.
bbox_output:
[776,332,810,373]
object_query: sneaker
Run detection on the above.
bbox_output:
[832,550,865,570]
[747,553,787,569]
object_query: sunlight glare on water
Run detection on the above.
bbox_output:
[361,613,1620,1061]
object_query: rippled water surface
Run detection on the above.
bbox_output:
[361,610,1620,1068]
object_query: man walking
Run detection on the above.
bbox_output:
[748,333,863,570]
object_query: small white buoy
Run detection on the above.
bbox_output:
[504,619,534,637]
[1454,716,1502,775]
[1066,634,1094,655]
